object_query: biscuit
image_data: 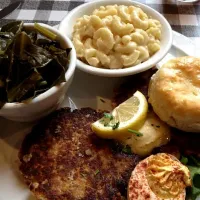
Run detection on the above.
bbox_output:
[148,56,200,132]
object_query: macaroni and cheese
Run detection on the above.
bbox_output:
[72,5,162,69]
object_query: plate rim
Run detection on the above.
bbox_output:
[0,29,196,200]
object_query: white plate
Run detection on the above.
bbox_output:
[0,31,196,200]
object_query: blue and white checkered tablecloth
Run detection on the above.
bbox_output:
[1,0,200,53]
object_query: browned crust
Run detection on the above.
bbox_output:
[19,107,140,200]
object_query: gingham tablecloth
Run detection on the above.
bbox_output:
[1,0,200,53]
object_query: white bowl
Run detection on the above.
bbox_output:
[59,0,173,77]
[0,23,76,122]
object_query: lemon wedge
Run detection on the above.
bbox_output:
[91,91,148,140]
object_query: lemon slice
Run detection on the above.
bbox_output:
[91,91,148,140]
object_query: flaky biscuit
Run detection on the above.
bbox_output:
[148,56,200,132]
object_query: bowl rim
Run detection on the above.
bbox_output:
[59,0,173,77]
[1,23,76,110]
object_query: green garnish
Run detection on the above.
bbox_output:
[94,169,100,175]
[181,155,200,200]
[180,155,188,165]
[104,122,109,127]
[193,174,200,188]
[101,113,119,130]
[189,155,200,167]
[103,112,114,120]
[112,122,120,130]
[187,166,200,200]
[122,145,132,154]
[128,129,143,137]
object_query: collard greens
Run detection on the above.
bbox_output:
[0,21,71,107]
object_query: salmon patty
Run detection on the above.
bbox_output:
[19,108,140,200]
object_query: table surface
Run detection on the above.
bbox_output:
[1,0,200,53]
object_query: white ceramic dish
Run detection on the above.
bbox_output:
[59,0,173,77]
[177,0,199,2]
[0,31,195,200]
[0,23,76,122]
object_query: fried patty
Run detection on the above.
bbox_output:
[19,108,140,200]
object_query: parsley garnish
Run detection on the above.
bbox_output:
[103,122,109,127]
[180,155,200,200]
[103,112,114,120]
[122,145,132,154]
[180,155,188,165]
[100,113,119,130]
[112,122,120,130]
[128,129,143,137]
[189,155,200,167]
[94,169,100,175]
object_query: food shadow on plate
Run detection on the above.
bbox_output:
[0,116,34,173]
[0,117,37,199]
[0,116,34,145]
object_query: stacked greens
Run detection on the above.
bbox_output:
[0,21,71,108]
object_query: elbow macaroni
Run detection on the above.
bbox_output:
[72,5,162,69]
